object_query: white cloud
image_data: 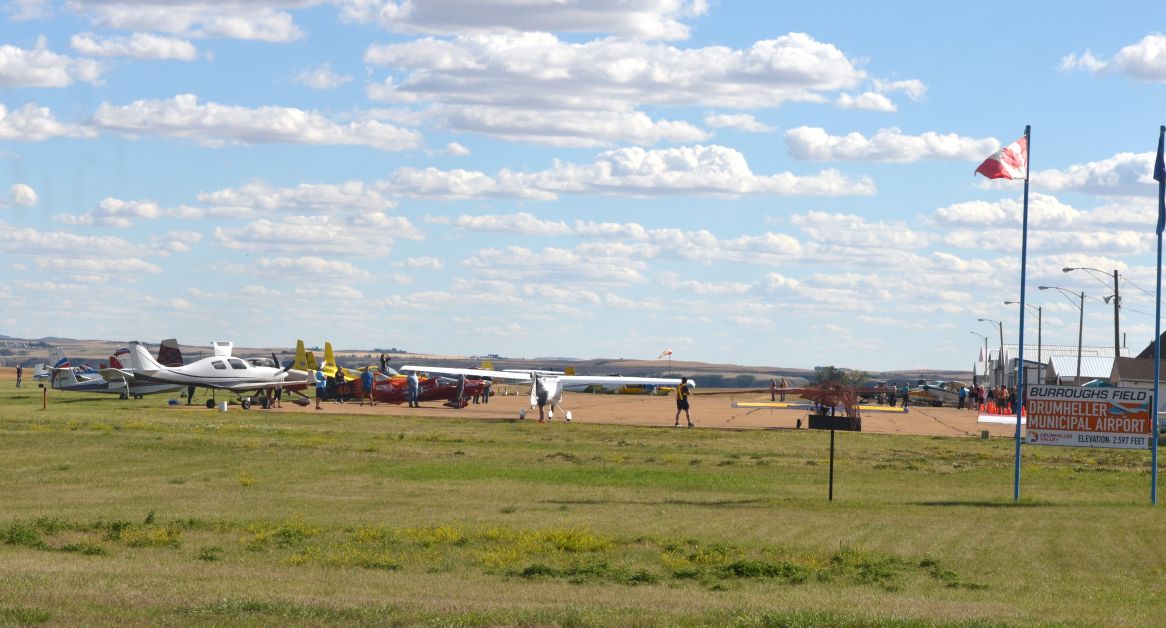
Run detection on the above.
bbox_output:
[784,126,1000,162]
[198,180,398,214]
[0,220,151,257]
[7,0,52,20]
[9,183,37,207]
[295,62,352,89]
[64,1,311,43]
[255,256,372,279]
[401,256,443,269]
[0,103,96,141]
[462,245,648,284]
[69,32,198,60]
[520,145,874,197]
[872,78,926,101]
[790,212,929,249]
[53,197,164,227]
[933,193,1084,228]
[214,214,419,256]
[659,272,751,295]
[835,92,895,112]
[443,211,571,236]
[1034,151,1158,196]
[1062,34,1166,81]
[0,39,102,87]
[703,113,775,133]
[387,167,555,200]
[92,94,422,150]
[431,141,470,157]
[366,32,865,145]
[432,105,708,148]
[339,0,708,41]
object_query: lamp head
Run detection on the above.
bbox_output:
[1062,267,1074,273]
[1038,286,1050,291]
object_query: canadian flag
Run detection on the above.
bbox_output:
[975,136,1028,180]
[657,349,673,359]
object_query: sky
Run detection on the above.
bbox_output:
[2,1,1166,372]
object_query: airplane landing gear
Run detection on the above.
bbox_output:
[206,399,216,409]
[240,398,252,410]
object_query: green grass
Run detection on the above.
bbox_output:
[1,384,1165,626]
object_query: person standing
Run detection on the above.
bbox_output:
[360,366,375,407]
[770,377,777,401]
[674,377,693,428]
[900,383,910,407]
[273,384,283,408]
[379,353,388,375]
[407,371,420,408]
[313,369,326,410]
[778,377,787,402]
[958,385,967,410]
[534,374,550,422]
[15,364,23,388]
[481,378,491,405]
[335,368,346,403]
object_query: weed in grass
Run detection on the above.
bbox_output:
[235,471,256,487]
[243,520,322,551]
[499,505,517,514]
[58,542,108,556]
[1,522,46,549]
[184,599,368,622]
[0,607,51,625]
[197,546,223,562]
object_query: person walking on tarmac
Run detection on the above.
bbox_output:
[360,366,375,407]
[674,377,693,428]
[313,369,326,410]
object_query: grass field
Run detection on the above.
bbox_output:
[2,381,1165,627]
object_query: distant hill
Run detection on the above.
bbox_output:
[0,336,972,386]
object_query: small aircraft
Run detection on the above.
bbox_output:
[908,381,967,407]
[125,341,298,409]
[49,341,185,399]
[401,364,692,421]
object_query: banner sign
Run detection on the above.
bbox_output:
[1025,385,1153,450]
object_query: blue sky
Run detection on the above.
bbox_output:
[2,1,1165,371]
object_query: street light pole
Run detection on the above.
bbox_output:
[978,318,1005,387]
[970,331,989,385]
[1064,266,1120,357]
[1005,301,1041,383]
[1040,286,1086,384]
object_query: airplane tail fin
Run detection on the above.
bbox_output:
[324,342,337,371]
[157,338,183,367]
[306,350,319,371]
[110,348,129,370]
[480,359,494,370]
[128,342,164,373]
[212,341,232,357]
[49,348,78,387]
[292,340,309,371]
[564,366,576,376]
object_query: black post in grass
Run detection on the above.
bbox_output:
[809,414,861,501]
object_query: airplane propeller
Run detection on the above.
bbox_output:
[273,352,291,373]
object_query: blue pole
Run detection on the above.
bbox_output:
[1013,125,1031,502]
[1153,124,1165,505]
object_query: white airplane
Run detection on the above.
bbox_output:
[126,341,298,409]
[49,343,184,399]
[401,364,693,421]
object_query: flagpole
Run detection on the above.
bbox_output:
[1013,125,1031,503]
[1153,125,1165,505]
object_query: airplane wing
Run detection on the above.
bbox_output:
[558,375,691,387]
[99,368,135,383]
[400,365,533,382]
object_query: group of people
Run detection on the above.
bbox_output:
[966,384,1014,414]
